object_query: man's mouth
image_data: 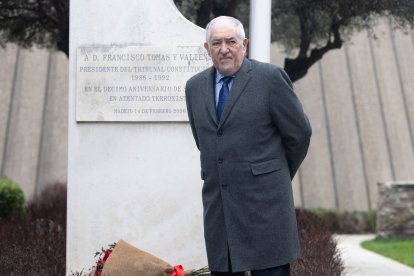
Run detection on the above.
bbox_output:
[220,57,232,62]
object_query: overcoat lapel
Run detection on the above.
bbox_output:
[203,67,218,126]
[218,58,252,128]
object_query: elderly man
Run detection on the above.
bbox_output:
[185,16,312,276]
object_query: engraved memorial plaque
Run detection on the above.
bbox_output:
[76,45,212,121]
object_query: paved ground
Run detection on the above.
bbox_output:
[335,234,414,276]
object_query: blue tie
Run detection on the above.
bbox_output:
[217,76,233,121]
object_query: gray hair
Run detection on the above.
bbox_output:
[205,16,246,43]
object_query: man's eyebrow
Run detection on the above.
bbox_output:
[211,36,237,41]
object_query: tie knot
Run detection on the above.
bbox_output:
[220,76,233,85]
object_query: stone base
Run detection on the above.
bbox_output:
[377,181,414,239]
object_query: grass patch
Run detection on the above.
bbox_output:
[361,238,414,268]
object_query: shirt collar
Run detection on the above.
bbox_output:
[215,70,236,84]
[215,70,225,85]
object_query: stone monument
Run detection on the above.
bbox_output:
[68,0,211,273]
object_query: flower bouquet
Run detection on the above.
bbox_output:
[95,239,210,276]
[94,242,116,276]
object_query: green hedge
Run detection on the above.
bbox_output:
[307,208,377,234]
[0,177,25,219]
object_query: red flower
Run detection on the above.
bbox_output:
[103,249,113,261]
[172,265,184,276]
[93,242,116,276]
[95,259,105,276]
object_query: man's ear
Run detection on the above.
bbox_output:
[204,42,211,56]
[243,38,249,51]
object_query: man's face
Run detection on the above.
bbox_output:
[204,22,248,76]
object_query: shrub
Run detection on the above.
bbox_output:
[0,182,67,275]
[0,177,25,219]
[308,208,377,234]
[1,185,345,276]
[291,209,344,276]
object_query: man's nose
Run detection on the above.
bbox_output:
[219,42,230,53]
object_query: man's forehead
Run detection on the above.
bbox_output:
[211,21,236,32]
[210,35,237,41]
[210,25,238,39]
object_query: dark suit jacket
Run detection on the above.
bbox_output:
[185,58,312,272]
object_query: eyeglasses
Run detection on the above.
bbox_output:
[209,39,240,49]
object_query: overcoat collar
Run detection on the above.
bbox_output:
[203,58,253,127]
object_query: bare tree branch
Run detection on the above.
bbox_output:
[296,7,313,59]
[284,19,343,82]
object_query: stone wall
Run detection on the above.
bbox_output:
[377,181,414,239]
[272,20,414,210]
[0,45,68,199]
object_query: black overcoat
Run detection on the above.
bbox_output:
[185,58,312,272]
